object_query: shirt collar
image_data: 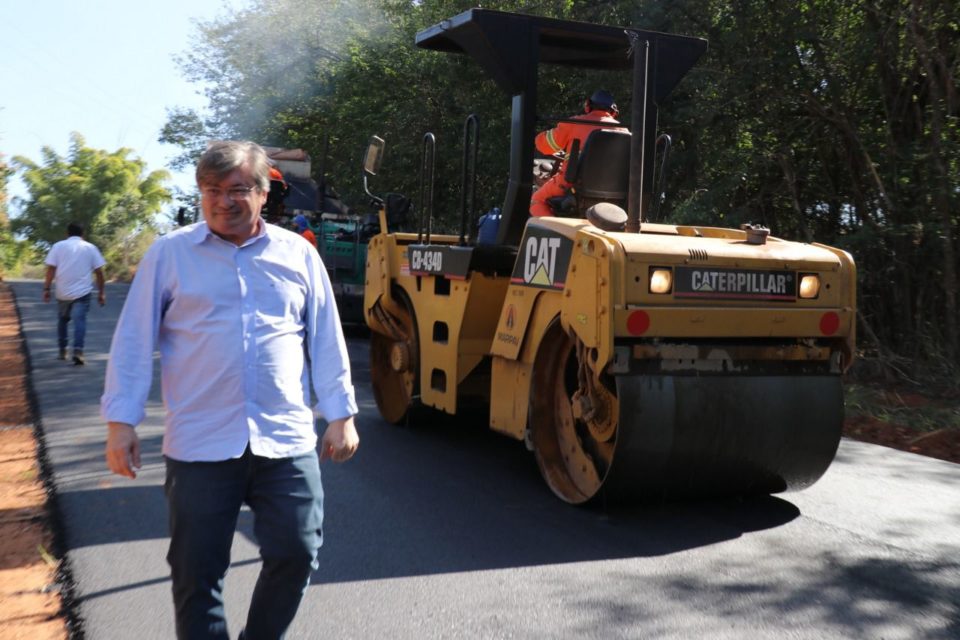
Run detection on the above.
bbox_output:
[190,219,268,247]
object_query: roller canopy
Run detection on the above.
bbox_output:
[416,8,707,103]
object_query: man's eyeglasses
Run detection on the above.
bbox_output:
[201,186,258,201]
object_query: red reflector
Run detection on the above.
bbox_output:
[627,310,651,335]
[820,312,840,336]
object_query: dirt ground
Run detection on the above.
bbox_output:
[0,282,68,639]
[844,413,960,462]
[0,280,957,638]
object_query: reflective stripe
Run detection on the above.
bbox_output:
[544,129,563,154]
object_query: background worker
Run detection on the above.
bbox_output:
[530,90,622,217]
[102,140,358,639]
[263,164,289,223]
[43,222,106,365]
[292,213,317,249]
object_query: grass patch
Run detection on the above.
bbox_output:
[845,382,960,433]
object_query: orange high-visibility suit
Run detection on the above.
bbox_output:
[530,109,621,217]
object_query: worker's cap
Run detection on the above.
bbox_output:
[293,214,308,231]
[588,89,617,112]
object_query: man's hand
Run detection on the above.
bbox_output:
[106,422,142,478]
[94,268,105,307]
[44,266,56,303]
[319,416,359,463]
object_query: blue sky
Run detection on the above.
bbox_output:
[0,0,243,211]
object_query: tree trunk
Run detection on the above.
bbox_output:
[908,0,958,360]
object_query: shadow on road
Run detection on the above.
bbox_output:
[310,406,802,584]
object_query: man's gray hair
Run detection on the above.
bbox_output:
[196,140,271,191]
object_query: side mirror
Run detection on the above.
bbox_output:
[363,136,385,176]
[362,135,385,208]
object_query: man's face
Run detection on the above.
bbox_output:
[199,164,267,244]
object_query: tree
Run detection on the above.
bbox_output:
[158,107,223,172]
[11,133,172,278]
[0,150,32,276]
[162,0,391,207]
[639,0,958,371]
[0,151,9,222]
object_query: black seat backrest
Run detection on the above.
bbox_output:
[568,129,631,202]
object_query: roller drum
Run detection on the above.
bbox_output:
[605,374,843,501]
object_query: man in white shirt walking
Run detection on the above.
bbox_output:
[102,140,359,640]
[43,222,107,365]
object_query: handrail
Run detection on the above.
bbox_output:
[459,114,480,245]
[652,133,672,222]
[418,132,437,244]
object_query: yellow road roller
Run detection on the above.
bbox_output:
[363,9,856,504]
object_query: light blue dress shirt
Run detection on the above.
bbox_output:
[101,221,357,462]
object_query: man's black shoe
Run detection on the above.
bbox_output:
[73,351,85,366]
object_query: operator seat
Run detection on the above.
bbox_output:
[565,128,631,216]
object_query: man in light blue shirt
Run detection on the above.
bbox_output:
[102,140,359,640]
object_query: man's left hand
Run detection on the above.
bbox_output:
[320,416,359,463]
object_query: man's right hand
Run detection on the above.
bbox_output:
[106,422,142,478]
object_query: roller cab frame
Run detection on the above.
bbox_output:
[363,9,857,505]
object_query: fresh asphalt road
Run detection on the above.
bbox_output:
[10,279,960,640]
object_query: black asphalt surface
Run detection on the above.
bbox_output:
[10,279,960,639]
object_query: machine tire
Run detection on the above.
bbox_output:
[369,290,420,424]
[529,319,616,504]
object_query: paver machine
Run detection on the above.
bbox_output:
[318,212,375,324]
[363,9,856,504]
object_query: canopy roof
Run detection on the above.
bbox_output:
[416,8,707,102]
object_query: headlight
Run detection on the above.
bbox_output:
[649,268,673,294]
[799,274,821,299]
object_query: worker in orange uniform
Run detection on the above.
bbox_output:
[264,166,289,223]
[530,90,623,217]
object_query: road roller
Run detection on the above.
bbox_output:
[362,9,856,504]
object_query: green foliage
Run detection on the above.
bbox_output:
[102,224,160,282]
[845,383,960,432]
[0,152,34,276]
[159,107,217,172]
[164,0,959,375]
[0,232,37,277]
[0,151,9,223]
[11,133,172,277]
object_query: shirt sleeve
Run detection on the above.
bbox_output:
[44,244,60,267]
[304,248,357,422]
[100,242,165,426]
[537,119,578,156]
[536,126,565,156]
[90,245,107,270]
